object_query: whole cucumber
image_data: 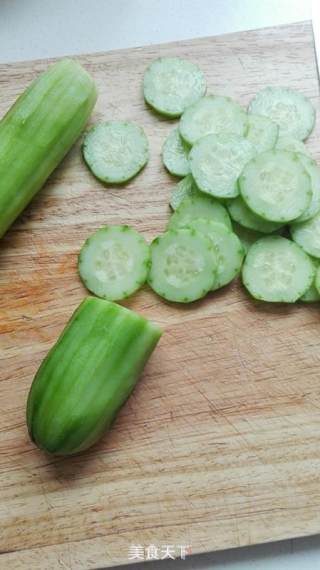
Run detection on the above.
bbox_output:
[27,297,162,455]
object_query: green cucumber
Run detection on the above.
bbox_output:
[294,155,320,222]
[232,222,264,255]
[245,113,279,153]
[167,193,232,231]
[300,258,320,302]
[227,196,283,234]
[27,297,162,455]
[162,128,190,177]
[276,136,310,156]
[290,212,320,258]
[0,58,96,238]
[169,174,201,210]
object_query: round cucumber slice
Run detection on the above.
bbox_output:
[315,265,320,295]
[83,121,149,184]
[190,133,256,199]
[291,212,320,258]
[143,57,206,118]
[232,222,264,255]
[239,150,312,223]
[148,228,217,303]
[300,257,320,302]
[169,174,201,211]
[78,225,150,301]
[179,95,248,145]
[227,196,284,234]
[294,155,320,222]
[242,236,314,303]
[186,219,244,289]
[248,86,315,141]
[276,136,310,156]
[167,193,232,231]
[245,113,279,153]
[162,128,190,177]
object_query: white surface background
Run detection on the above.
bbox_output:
[1,0,320,568]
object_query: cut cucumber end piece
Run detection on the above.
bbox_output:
[143,57,206,118]
[239,149,312,223]
[227,196,284,234]
[242,236,315,303]
[190,133,256,199]
[162,127,190,177]
[83,121,149,184]
[179,95,248,145]
[148,228,217,303]
[167,193,232,231]
[245,113,279,153]
[78,225,150,301]
[248,86,315,141]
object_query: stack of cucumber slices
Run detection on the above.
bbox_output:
[80,56,320,305]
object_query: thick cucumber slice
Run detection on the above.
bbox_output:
[242,236,314,302]
[190,133,256,199]
[248,86,315,140]
[245,113,279,153]
[290,212,320,258]
[179,95,248,145]
[162,128,190,177]
[143,57,206,118]
[148,228,217,303]
[169,174,201,210]
[239,150,312,223]
[167,193,232,231]
[187,219,244,289]
[294,155,320,222]
[83,121,149,184]
[78,225,150,301]
[232,222,264,255]
[276,136,310,156]
[227,196,284,234]
[300,258,320,302]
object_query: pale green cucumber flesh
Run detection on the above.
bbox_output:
[167,193,232,231]
[162,127,190,177]
[169,174,201,210]
[27,298,162,455]
[245,113,279,153]
[300,258,320,302]
[231,222,264,255]
[294,154,320,222]
[290,212,320,258]
[276,136,310,156]
[227,196,283,234]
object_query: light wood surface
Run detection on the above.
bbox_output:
[1,20,320,570]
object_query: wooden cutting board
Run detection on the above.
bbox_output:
[1,20,320,570]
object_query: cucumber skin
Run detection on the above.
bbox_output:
[26,297,162,456]
[0,58,97,238]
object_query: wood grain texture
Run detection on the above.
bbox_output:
[1,20,320,570]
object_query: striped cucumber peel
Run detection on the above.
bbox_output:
[167,193,232,231]
[0,58,97,238]
[27,297,162,455]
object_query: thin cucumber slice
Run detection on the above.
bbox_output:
[290,212,320,258]
[83,121,149,184]
[245,113,279,153]
[186,220,244,289]
[276,136,310,156]
[143,57,206,118]
[162,128,190,177]
[294,155,320,222]
[248,86,315,141]
[78,225,150,301]
[315,265,320,295]
[232,222,264,255]
[190,133,256,199]
[242,236,315,303]
[148,228,217,303]
[167,193,232,231]
[239,150,312,223]
[169,174,201,210]
[300,258,320,302]
[227,196,284,234]
[179,95,248,145]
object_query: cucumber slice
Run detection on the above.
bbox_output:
[239,150,312,223]
[276,136,310,156]
[290,212,320,258]
[148,228,217,303]
[83,121,149,184]
[179,95,248,146]
[248,86,315,141]
[300,258,320,302]
[232,222,264,255]
[245,113,279,153]
[78,225,150,301]
[167,193,232,231]
[186,219,244,289]
[190,133,256,199]
[315,265,320,295]
[162,128,190,177]
[294,155,320,222]
[169,174,201,210]
[143,57,206,118]
[242,236,314,303]
[227,196,284,234]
